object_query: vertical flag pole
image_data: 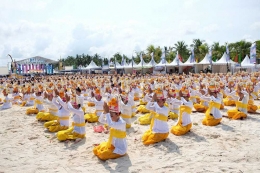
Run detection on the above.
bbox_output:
[141,53,144,75]
[164,47,167,74]
[132,51,134,73]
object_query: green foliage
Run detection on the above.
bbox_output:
[59,39,258,68]
[255,40,260,58]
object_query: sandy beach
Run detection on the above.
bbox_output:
[1,97,260,173]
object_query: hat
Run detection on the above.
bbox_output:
[208,80,219,93]
[13,87,18,92]
[246,81,253,90]
[168,89,176,97]
[108,97,119,113]
[181,83,190,97]
[121,91,128,100]
[59,88,65,98]
[94,88,101,96]
[2,88,10,94]
[155,88,164,99]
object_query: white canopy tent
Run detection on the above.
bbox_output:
[195,53,211,73]
[114,62,124,69]
[241,55,255,68]
[123,60,137,69]
[212,52,237,73]
[183,55,195,66]
[123,60,135,74]
[166,55,184,67]
[235,55,260,72]
[143,57,157,68]
[81,60,102,73]
[83,60,101,70]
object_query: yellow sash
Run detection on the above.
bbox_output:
[150,112,168,130]
[72,122,86,127]
[59,116,70,120]
[200,100,209,106]
[14,96,20,100]
[178,105,192,125]
[107,128,126,147]
[83,94,88,97]
[33,99,43,108]
[30,97,35,101]
[49,108,58,112]
[226,96,233,99]
[189,96,197,100]
[205,101,221,117]
[236,101,247,110]
[120,114,131,119]
[252,92,258,98]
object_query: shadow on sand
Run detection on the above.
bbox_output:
[153,138,181,154]
[63,138,87,150]
[182,131,207,142]
[216,123,235,132]
[99,154,132,173]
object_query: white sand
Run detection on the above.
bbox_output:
[1,99,260,173]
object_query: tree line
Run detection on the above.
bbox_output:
[59,39,260,68]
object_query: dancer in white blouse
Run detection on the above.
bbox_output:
[57,92,85,141]
[171,84,193,135]
[93,97,127,160]
[142,88,169,145]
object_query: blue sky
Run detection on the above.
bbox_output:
[0,0,260,65]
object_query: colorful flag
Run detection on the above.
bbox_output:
[132,56,134,68]
[234,54,238,62]
[150,52,155,66]
[208,47,212,65]
[190,48,195,63]
[250,42,256,64]
[160,51,166,64]
[121,55,124,66]
[176,51,179,66]
[178,54,183,62]
[238,53,242,63]
[140,53,144,68]
[226,44,230,62]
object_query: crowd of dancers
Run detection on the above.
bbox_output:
[0,71,259,160]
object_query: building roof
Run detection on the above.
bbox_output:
[16,56,58,64]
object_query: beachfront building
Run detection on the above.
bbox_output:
[14,56,58,75]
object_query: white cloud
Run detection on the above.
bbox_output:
[1,0,51,11]
[183,0,199,8]
[178,20,200,35]
[250,22,260,30]
[203,24,219,33]
[242,34,253,42]
[0,0,259,67]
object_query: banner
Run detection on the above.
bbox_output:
[208,47,212,65]
[226,44,230,62]
[250,42,256,64]
[150,52,155,66]
[160,51,166,64]
[176,51,179,66]
[190,48,195,63]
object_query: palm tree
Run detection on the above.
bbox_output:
[212,42,225,61]
[113,53,123,64]
[146,45,156,55]
[154,46,162,63]
[256,40,260,58]
[173,41,189,62]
